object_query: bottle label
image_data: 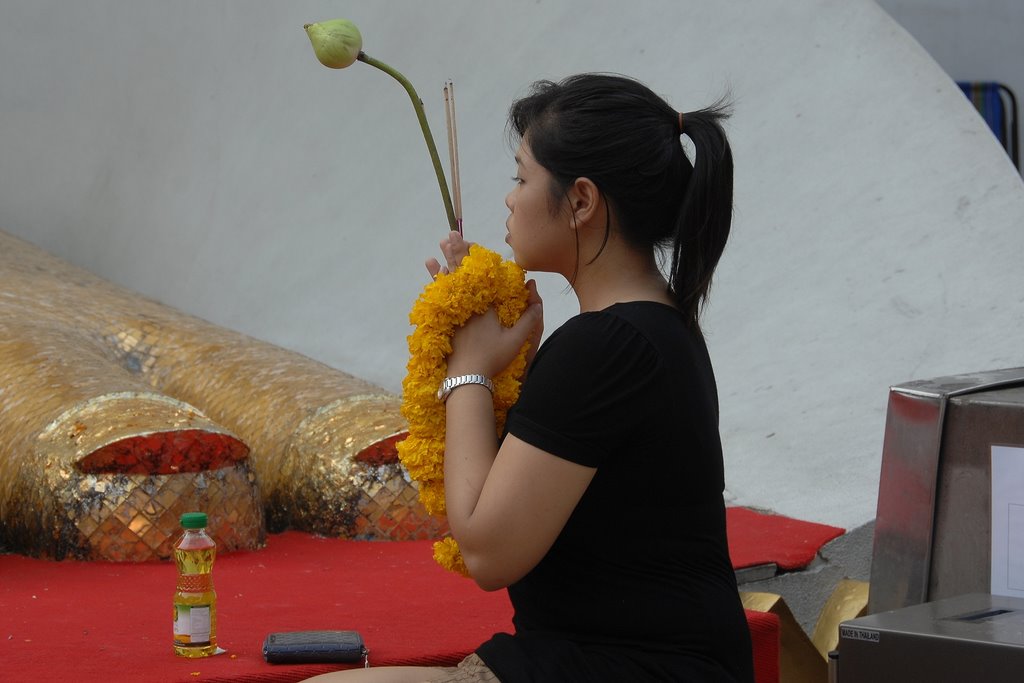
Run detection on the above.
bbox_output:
[173,604,212,645]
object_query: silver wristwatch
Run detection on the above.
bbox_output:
[437,374,494,402]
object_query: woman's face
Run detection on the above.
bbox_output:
[504,141,574,275]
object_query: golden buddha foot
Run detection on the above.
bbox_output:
[0,230,444,561]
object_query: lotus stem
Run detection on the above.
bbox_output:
[357,52,458,234]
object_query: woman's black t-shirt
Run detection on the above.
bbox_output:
[475,301,754,682]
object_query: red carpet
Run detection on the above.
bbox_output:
[726,507,845,570]
[2,534,514,683]
[0,507,832,682]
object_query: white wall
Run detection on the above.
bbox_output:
[1,0,1022,530]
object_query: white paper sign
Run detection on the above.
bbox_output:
[991,445,1024,597]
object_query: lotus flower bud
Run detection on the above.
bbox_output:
[304,19,363,69]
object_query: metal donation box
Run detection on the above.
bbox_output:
[836,593,1024,682]
[869,367,1024,614]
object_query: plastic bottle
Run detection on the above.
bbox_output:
[172,512,218,657]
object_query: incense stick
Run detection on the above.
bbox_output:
[443,80,463,234]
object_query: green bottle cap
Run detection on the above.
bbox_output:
[180,512,208,529]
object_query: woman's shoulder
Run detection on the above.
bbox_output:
[549,303,663,347]
[557,301,711,373]
[561,300,682,330]
[537,302,676,370]
[603,300,686,323]
[572,301,690,344]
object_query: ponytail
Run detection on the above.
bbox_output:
[669,103,734,331]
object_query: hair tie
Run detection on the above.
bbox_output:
[678,111,684,135]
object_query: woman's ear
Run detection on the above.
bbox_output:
[565,177,601,228]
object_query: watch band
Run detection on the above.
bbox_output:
[437,374,494,402]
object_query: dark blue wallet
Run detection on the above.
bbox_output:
[262,630,369,665]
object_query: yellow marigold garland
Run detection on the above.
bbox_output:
[397,244,531,576]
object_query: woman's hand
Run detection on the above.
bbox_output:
[425,231,472,279]
[448,284,543,380]
[426,230,544,379]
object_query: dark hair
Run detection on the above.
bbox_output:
[508,73,733,331]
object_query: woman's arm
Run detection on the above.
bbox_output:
[443,306,593,591]
[428,232,588,590]
[444,399,595,590]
